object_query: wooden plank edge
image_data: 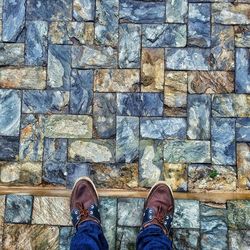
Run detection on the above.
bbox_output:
[0,186,250,203]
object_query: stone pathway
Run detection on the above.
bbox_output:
[0,0,250,249]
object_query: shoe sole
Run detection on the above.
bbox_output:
[72,176,99,200]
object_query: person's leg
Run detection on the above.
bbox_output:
[69,177,109,250]
[136,181,174,250]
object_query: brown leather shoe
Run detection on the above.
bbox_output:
[70,177,101,228]
[141,181,174,235]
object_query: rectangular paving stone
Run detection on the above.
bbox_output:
[173,229,200,250]
[72,45,117,68]
[188,71,234,94]
[163,164,187,192]
[119,23,141,68]
[173,200,200,229]
[73,0,95,21]
[95,0,118,47]
[43,161,66,186]
[44,115,92,138]
[140,118,187,140]
[228,230,250,250]
[212,3,250,24]
[118,198,144,227]
[59,227,74,250]
[2,0,25,42]
[188,164,236,191]
[68,139,115,163]
[22,90,69,114]
[0,136,19,161]
[188,3,211,47]
[19,114,45,161]
[94,69,140,92]
[90,163,138,189]
[187,94,211,140]
[142,24,186,47]
[0,67,46,89]
[5,195,33,224]
[26,0,72,21]
[48,22,94,45]
[212,118,236,165]
[236,48,250,93]
[236,118,250,142]
[0,162,42,185]
[166,0,188,23]
[212,94,250,117]
[32,196,70,226]
[0,195,4,249]
[200,204,228,250]
[93,93,116,139]
[165,48,210,70]
[117,93,163,117]
[48,45,71,90]
[139,140,162,187]
[237,143,250,190]
[26,21,48,66]
[116,227,139,250]
[0,43,24,65]
[0,89,21,136]
[141,48,164,92]
[227,201,250,229]
[116,116,139,163]
[164,71,187,117]
[2,224,59,250]
[44,138,67,162]
[70,69,93,115]
[164,140,211,164]
[119,0,165,23]
[235,25,250,47]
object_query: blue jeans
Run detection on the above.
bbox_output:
[70,221,172,250]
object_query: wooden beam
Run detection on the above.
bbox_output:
[0,186,250,203]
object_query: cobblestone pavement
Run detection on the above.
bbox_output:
[0,0,250,249]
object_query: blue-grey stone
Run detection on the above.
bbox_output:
[142,24,186,47]
[165,48,210,70]
[0,89,21,136]
[236,118,250,142]
[27,0,72,21]
[116,227,140,250]
[22,90,69,114]
[235,25,250,47]
[70,70,93,115]
[2,0,25,42]
[48,45,71,90]
[187,94,211,140]
[59,227,75,250]
[95,0,119,47]
[25,21,48,66]
[43,161,66,185]
[173,229,200,250]
[0,136,19,160]
[0,43,24,65]
[117,93,163,116]
[5,195,33,223]
[119,23,141,68]
[188,3,211,47]
[119,0,165,23]
[236,48,250,93]
[140,118,187,139]
[44,138,67,162]
[66,163,90,188]
[200,204,228,250]
[116,116,139,163]
[73,0,95,21]
[93,93,116,139]
[166,0,188,23]
[229,230,250,250]
[212,118,236,165]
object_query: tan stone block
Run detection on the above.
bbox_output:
[2,224,59,250]
[94,69,140,92]
[0,67,46,89]
[237,143,250,190]
[164,71,187,116]
[0,162,42,185]
[44,115,92,138]
[32,197,70,226]
[141,48,164,92]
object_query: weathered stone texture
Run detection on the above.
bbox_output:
[73,0,95,21]
[173,229,200,250]
[228,230,250,250]
[235,25,250,47]
[0,43,24,65]
[236,118,250,142]
[0,136,19,161]
[166,0,188,23]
